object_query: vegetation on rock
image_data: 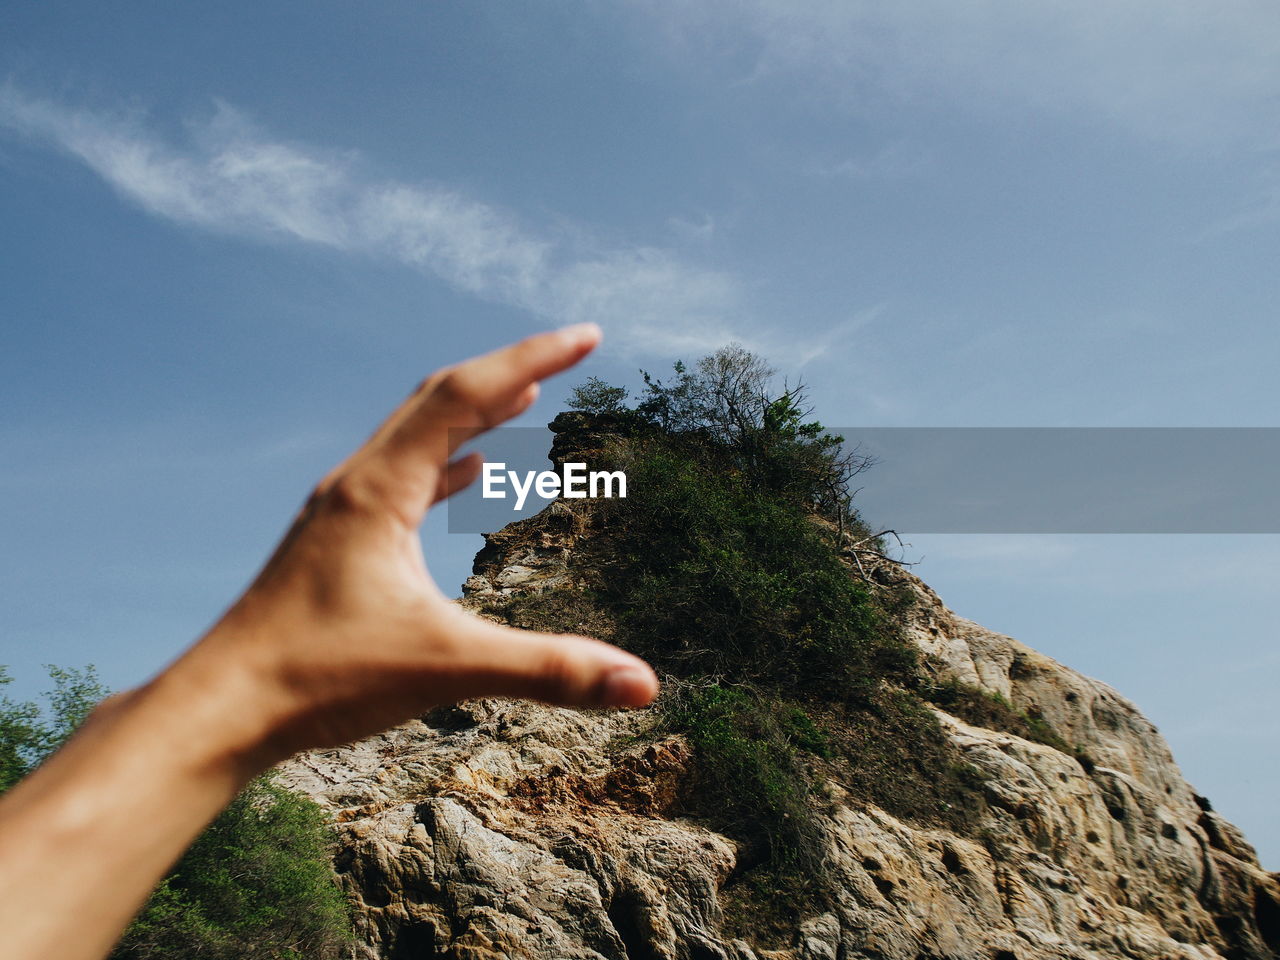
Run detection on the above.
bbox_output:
[923,676,1096,771]
[496,345,1079,939]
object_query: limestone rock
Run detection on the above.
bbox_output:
[278,494,1280,960]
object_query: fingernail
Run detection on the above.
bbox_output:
[560,322,603,345]
[598,666,657,709]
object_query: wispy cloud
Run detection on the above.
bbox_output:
[794,303,884,369]
[629,1,1280,149]
[0,87,746,357]
[666,212,716,243]
[805,144,932,181]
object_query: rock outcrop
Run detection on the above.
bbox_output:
[278,417,1279,960]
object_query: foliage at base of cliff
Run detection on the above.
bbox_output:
[0,665,353,960]
[112,773,353,960]
[0,665,107,791]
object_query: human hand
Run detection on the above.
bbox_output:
[172,323,658,767]
[0,325,660,960]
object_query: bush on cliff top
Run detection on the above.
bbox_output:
[555,349,994,927]
[573,344,906,692]
[602,435,912,694]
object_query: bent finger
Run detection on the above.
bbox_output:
[430,452,485,505]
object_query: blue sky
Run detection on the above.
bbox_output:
[2,3,1279,863]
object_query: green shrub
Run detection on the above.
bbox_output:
[113,773,352,960]
[662,685,826,875]
[779,706,833,760]
[586,345,876,527]
[568,376,630,415]
[923,677,1072,754]
[0,669,45,793]
[821,688,986,832]
[0,664,107,792]
[489,587,615,641]
[600,434,913,696]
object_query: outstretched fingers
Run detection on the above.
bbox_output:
[399,323,599,455]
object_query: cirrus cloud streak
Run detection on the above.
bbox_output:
[0,87,746,358]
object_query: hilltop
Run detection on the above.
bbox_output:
[278,408,1280,960]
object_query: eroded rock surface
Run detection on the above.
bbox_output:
[278,425,1279,959]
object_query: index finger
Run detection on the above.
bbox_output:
[375,322,602,503]
[438,321,602,427]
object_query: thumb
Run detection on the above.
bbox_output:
[440,610,660,709]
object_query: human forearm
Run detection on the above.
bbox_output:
[0,644,274,960]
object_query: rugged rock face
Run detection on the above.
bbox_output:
[278,419,1280,960]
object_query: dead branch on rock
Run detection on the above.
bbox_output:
[840,529,919,581]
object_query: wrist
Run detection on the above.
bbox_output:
[145,626,291,784]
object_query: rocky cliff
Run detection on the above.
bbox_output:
[278,417,1280,960]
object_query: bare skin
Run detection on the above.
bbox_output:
[0,323,659,960]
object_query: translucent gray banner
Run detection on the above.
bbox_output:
[447,427,563,534]
[445,427,1280,534]
[842,428,1280,533]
